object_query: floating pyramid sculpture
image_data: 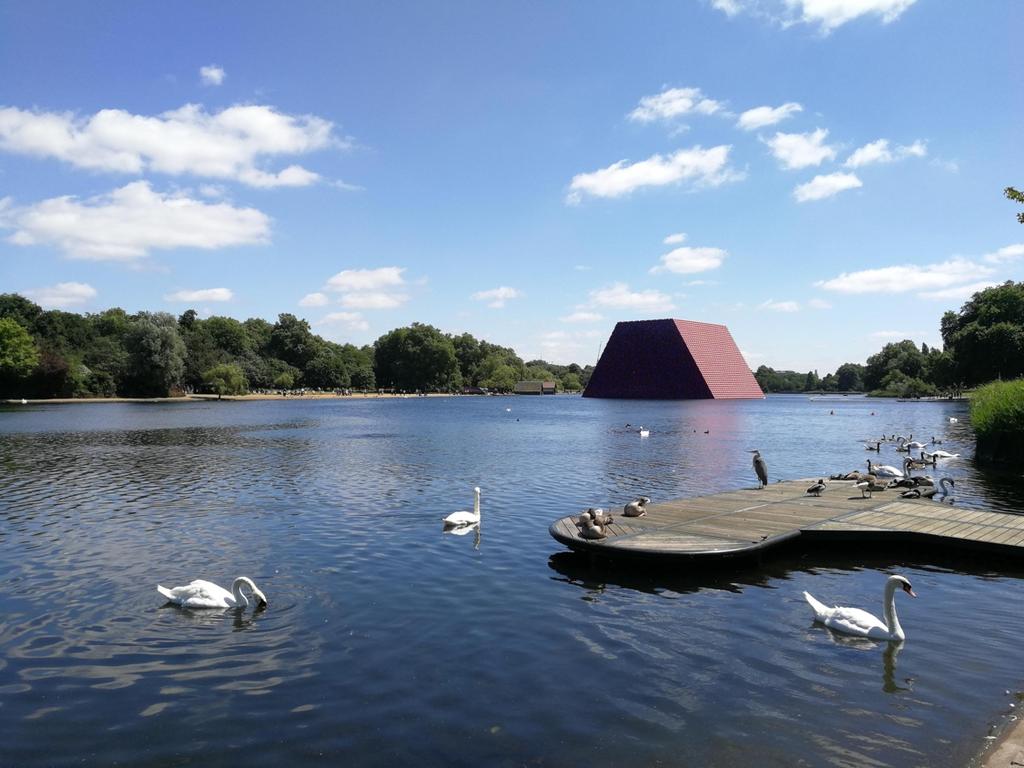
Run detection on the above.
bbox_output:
[583,319,764,399]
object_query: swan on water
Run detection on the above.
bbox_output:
[804,574,916,641]
[922,450,960,461]
[948,417,958,423]
[638,426,650,437]
[157,577,268,609]
[623,496,651,517]
[443,486,481,527]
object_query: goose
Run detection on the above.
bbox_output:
[854,473,883,498]
[831,470,862,481]
[443,486,481,527]
[804,575,917,641]
[157,577,267,609]
[910,477,955,500]
[867,460,904,479]
[623,496,651,517]
[578,517,607,540]
[638,426,650,437]
[806,479,826,497]
[590,508,614,527]
[863,441,881,451]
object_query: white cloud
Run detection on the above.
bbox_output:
[651,245,727,274]
[200,65,226,86]
[567,145,741,203]
[758,299,800,312]
[317,311,369,332]
[844,138,927,168]
[793,172,862,202]
[816,257,994,294]
[930,158,959,173]
[326,267,405,292]
[560,311,603,323]
[793,0,918,32]
[870,330,912,339]
[589,282,675,313]
[918,281,1000,301]
[534,329,603,365]
[165,287,233,302]
[736,102,803,131]
[1,181,270,260]
[763,128,835,170]
[23,281,96,308]
[339,292,408,309]
[321,267,408,311]
[472,286,522,308]
[663,232,686,245]
[983,244,1024,264]
[711,0,744,16]
[628,87,723,123]
[299,292,329,307]
[808,298,832,309]
[0,103,340,187]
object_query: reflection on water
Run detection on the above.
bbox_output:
[1,395,1022,767]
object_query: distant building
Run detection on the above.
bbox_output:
[583,318,763,399]
[461,386,488,395]
[514,380,557,395]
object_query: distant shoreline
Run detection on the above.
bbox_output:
[4,392,513,405]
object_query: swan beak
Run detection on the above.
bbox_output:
[904,585,917,598]
[255,591,268,609]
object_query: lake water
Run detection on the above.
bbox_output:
[2,394,1023,767]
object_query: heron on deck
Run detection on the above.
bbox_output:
[748,450,768,489]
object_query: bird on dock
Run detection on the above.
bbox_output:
[902,477,955,500]
[443,486,481,528]
[806,479,826,497]
[578,516,608,539]
[749,450,768,489]
[157,576,268,610]
[854,473,882,498]
[803,574,916,641]
[623,496,651,517]
[830,469,862,481]
[589,508,614,527]
[867,460,904,479]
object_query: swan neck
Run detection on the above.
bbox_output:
[883,580,905,640]
[231,577,251,608]
[474,489,480,517]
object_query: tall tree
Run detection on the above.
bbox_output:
[124,312,186,396]
[0,317,40,396]
[374,323,460,391]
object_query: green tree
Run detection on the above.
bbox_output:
[941,281,1024,386]
[0,294,43,329]
[0,317,40,395]
[1006,186,1024,224]
[834,362,865,392]
[269,313,318,370]
[561,371,582,391]
[203,363,247,398]
[273,371,295,389]
[124,312,186,397]
[373,323,460,391]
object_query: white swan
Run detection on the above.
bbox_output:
[443,486,481,527]
[157,577,267,609]
[867,459,904,479]
[804,575,916,641]
[922,450,960,461]
[638,426,650,437]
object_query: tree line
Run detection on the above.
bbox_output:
[754,281,1024,397]
[0,294,592,399]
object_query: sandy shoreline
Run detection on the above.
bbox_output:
[977,705,1024,767]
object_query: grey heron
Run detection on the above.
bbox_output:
[748,450,768,488]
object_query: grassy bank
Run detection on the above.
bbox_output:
[971,379,1024,464]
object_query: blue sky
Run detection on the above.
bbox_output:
[0,1,1020,371]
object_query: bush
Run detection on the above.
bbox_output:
[971,378,1024,464]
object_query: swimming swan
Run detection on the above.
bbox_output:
[157,577,268,609]
[443,486,481,527]
[804,574,916,641]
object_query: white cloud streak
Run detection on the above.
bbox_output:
[793,172,862,202]
[318,311,369,332]
[0,103,340,187]
[628,87,723,123]
[560,311,603,323]
[567,145,741,203]
[165,287,233,302]
[651,245,727,274]
[844,138,927,168]
[918,281,1001,301]
[737,102,803,131]
[759,299,800,312]
[299,292,329,307]
[326,267,405,292]
[1,181,270,260]
[339,292,408,309]
[763,128,835,170]
[663,232,686,245]
[817,257,995,294]
[589,282,675,313]
[471,286,522,308]
[711,0,918,32]
[983,244,1024,264]
[23,281,96,308]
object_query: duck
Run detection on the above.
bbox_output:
[157,577,268,609]
[804,574,917,641]
[623,496,651,517]
[443,486,481,527]
[806,479,826,497]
